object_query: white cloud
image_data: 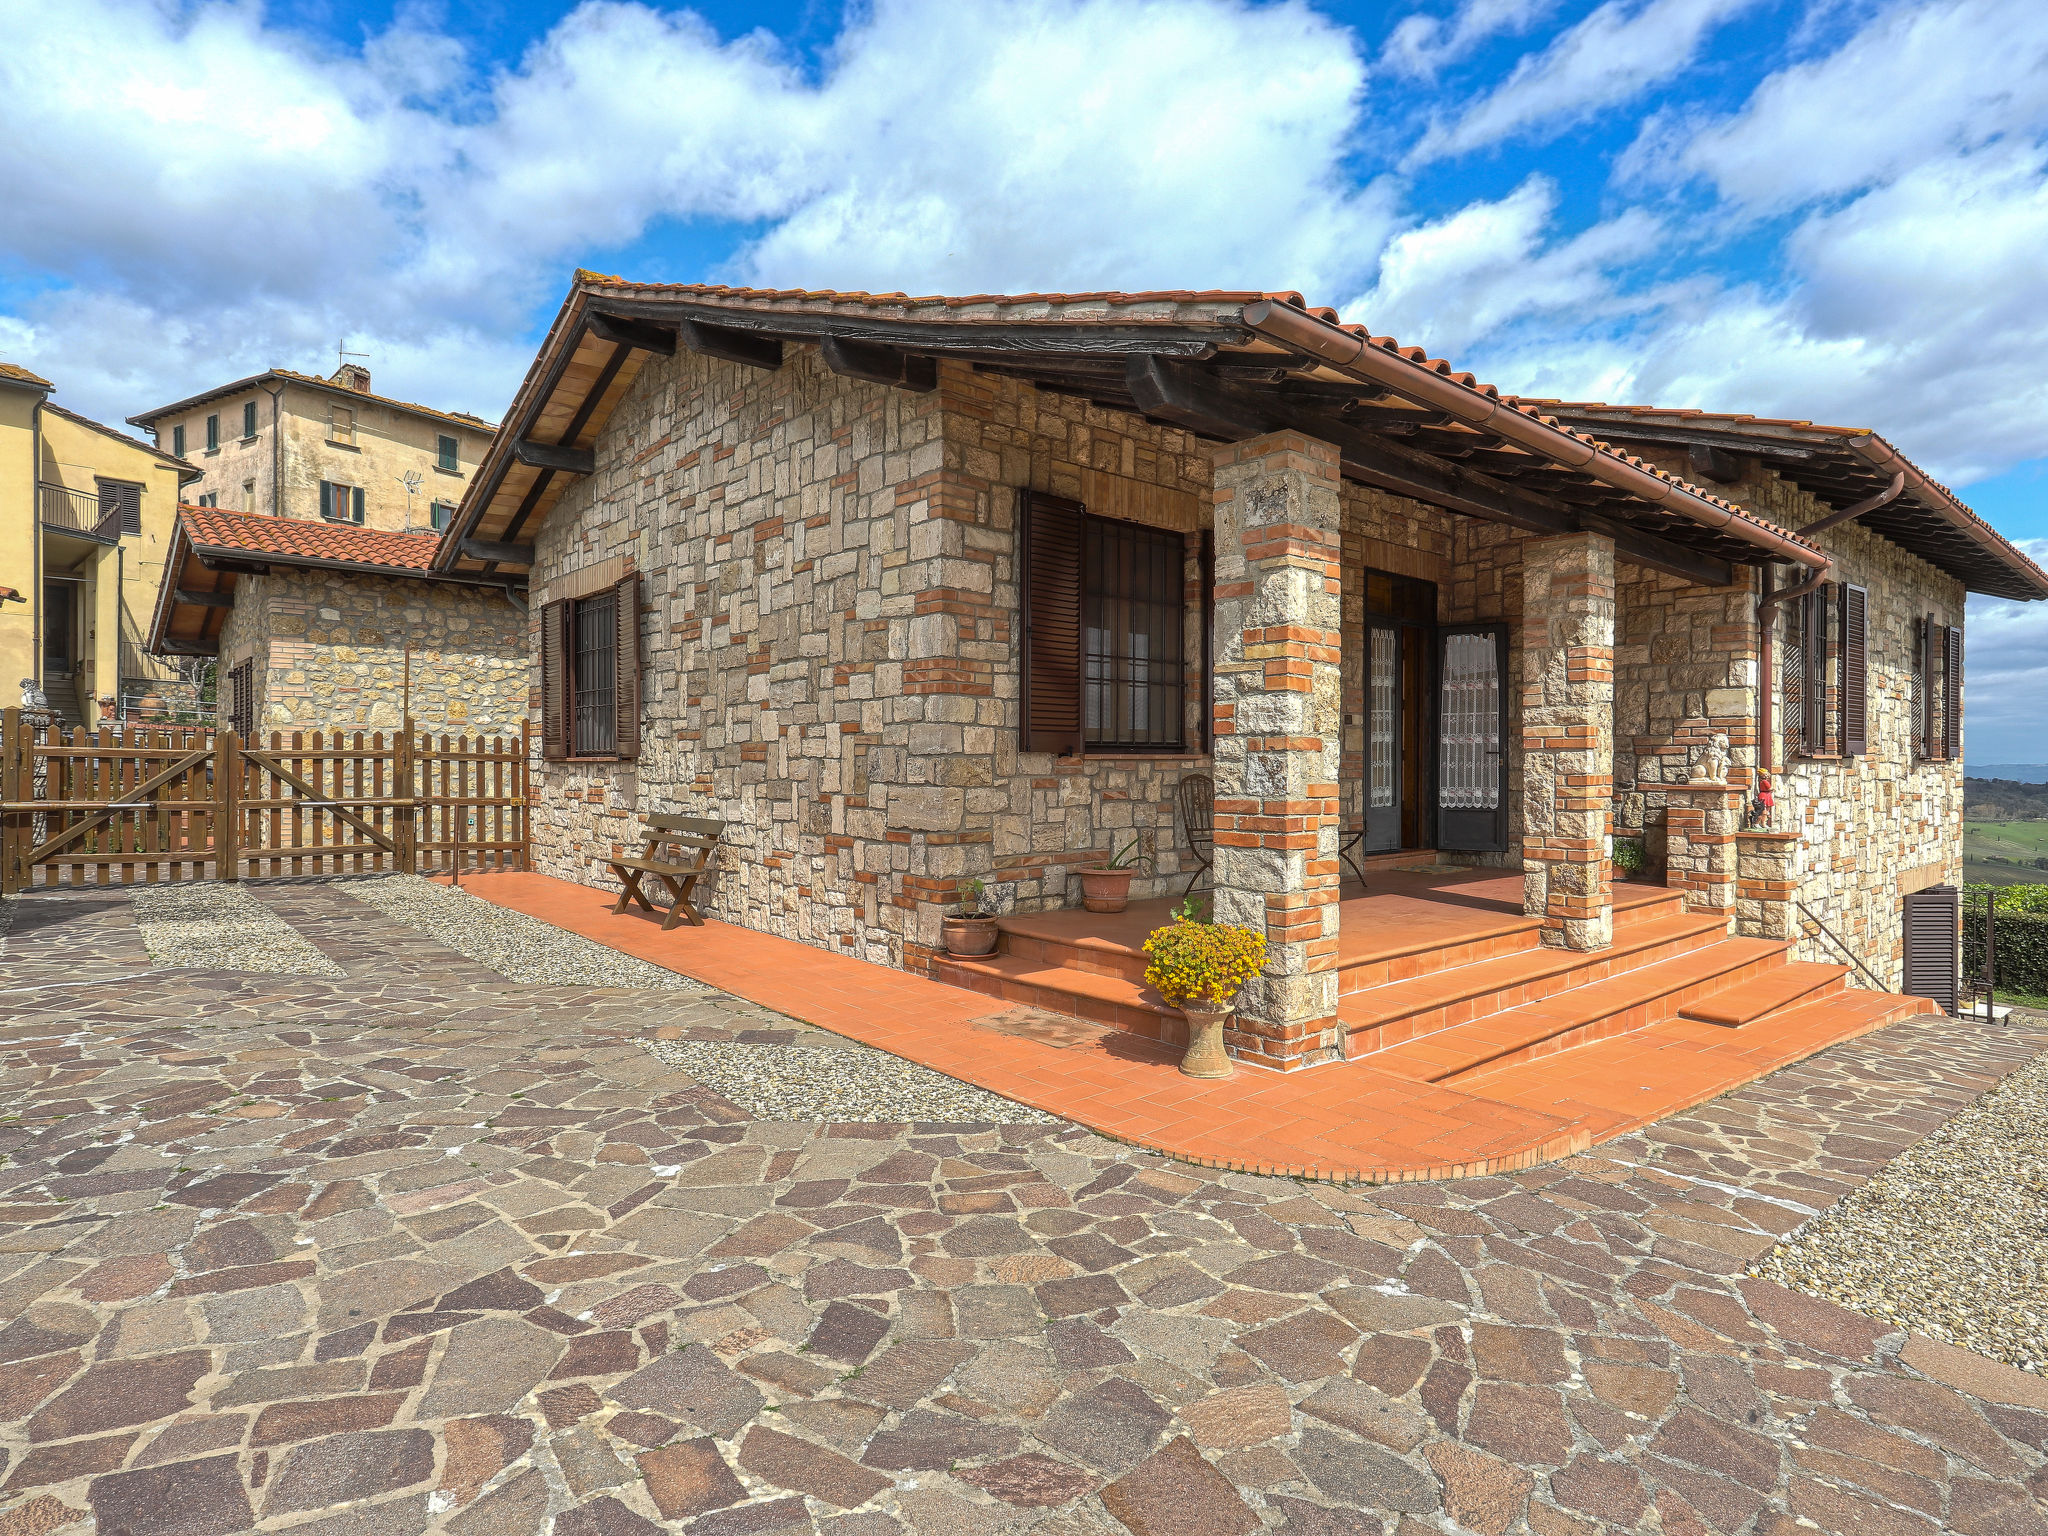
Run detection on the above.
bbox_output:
[1346,176,1661,355]
[1406,0,1763,165]
[0,0,1398,427]
[1640,0,2048,210]
[1379,0,1556,81]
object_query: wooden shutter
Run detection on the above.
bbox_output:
[1019,490,1085,757]
[319,482,333,520]
[1841,584,1868,755]
[540,599,569,761]
[351,486,366,525]
[1801,587,1827,755]
[613,573,641,762]
[1903,884,1960,1014]
[1945,624,1964,762]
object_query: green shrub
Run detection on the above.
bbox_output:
[1964,885,2048,993]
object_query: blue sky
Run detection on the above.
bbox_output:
[3,0,2047,753]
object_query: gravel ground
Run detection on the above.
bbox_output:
[1755,1035,2048,1370]
[646,1035,1059,1124]
[345,873,710,991]
[131,882,345,977]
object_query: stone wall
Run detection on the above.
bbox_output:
[1618,452,1965,988]
[216,568,526,736]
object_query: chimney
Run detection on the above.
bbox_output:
[331,363,372,394]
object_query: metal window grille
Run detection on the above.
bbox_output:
[1082,517,1185,749]
[227,659,254,737]
[1781,611,1806,757]
[1368,627,1397,808]
[572,591,618,757]
[1439,631,1500,810]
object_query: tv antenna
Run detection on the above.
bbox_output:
[396,469,424,528]
[337,338,369,372]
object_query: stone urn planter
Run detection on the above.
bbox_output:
[1142,908,1268,1082]
[1177,1001,1237,1079]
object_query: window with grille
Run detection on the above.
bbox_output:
[572,591,619,757]
[1082,517,1186,750]
[1782,582,1867,758]
[227,658,254,737]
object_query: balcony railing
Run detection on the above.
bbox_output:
[39,482,121,540]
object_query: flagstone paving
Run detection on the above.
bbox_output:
[3,882,2048,1536]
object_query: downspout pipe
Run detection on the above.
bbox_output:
[1754,472,1906,777]
[1241,299,1831,571]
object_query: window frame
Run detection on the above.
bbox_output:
[540,573,641,763]
[436,434,459,473]
[242,400,258,439]
[1081,514,1189,753]
[319,480,364,524]
[171,424,185,459]
[329,404,355,446]
[204,413,220,452]
[429,500,456,532]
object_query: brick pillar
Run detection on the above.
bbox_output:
[1736,828,1801,940]
[1522,532,1615,950]
[1209,431,1343,1070]
[1665,782,1740,922]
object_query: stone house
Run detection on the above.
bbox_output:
[436,276,2043,1069]
[129,364,496,536]
[149,505,526,736]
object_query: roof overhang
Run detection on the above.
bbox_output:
[437,279,1835,589]
[1529,404,2048,601]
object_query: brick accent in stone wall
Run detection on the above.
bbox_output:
[1209,432,1345,1069]
[215,568,526,735]
[1522,532,1616,949]
[1665,782,1741,919]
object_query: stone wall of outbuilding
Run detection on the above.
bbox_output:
[214,568,527,737]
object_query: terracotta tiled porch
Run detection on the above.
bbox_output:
[459,869,1934,1183]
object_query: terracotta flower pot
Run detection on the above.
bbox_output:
[1178,1002,1236,1079]
[1077,867,1137,913]
[942,914,1000,957]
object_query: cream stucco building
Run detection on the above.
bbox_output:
[129,364,496,537]
[0,363,200,727]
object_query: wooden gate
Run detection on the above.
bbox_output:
[0,710,529,891]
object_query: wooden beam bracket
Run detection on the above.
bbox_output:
[511,439,596,475]
[460,537,535,567]
[676,319,785,372]
[585,311,677,356]
[174,589,236,609]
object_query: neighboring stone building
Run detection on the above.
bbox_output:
[437,277,2043,1068]
[149,505,526,736]
[0,363,202,727]
[128,364,495,535]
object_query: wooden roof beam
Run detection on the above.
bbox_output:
[585,311,677,356]
[173,589,235,608]
[822,336,937,393]
[512,439,595,475]
[675,318,784,371]
[460,537,534,567]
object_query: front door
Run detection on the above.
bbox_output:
[1436,623,1509,851]
[1362,570,1436,852]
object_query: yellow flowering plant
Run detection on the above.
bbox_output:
[1143,901,1267,1009]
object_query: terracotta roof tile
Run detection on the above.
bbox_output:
[132,371,496,432]
[44,402,201,474]
[0,361,52,389]
[178,505,442,571]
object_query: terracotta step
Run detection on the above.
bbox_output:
[1358,935,1789,1083]
[1339,912,1734,1057]
[994,926,1150,986]
[930,953,1183,1042]
[1679,961,1848,1027]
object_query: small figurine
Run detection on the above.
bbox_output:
[19,678,45,710]
[1745,774,1775,829]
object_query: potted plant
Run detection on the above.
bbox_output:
[1143,901,1269,1079]
[1077,836,1149,914]
[1611,835,1647,883]
[942,878,1000,957]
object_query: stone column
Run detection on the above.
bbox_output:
[1209,431,1343,1070]
[1665,782,1740,922]
[1522,532,1616,950]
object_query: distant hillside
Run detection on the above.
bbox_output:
[1966,778,2048,819]
[1969,764,2048,784]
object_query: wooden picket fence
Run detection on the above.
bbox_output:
[0,709,529,891]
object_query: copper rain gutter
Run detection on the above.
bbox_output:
[1239,299,1831,571]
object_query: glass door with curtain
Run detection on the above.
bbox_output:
[1436,623,1509,851]
[1362,570,1437,853]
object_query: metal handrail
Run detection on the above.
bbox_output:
[1795,901,1890,993]
[38,481,119,539]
